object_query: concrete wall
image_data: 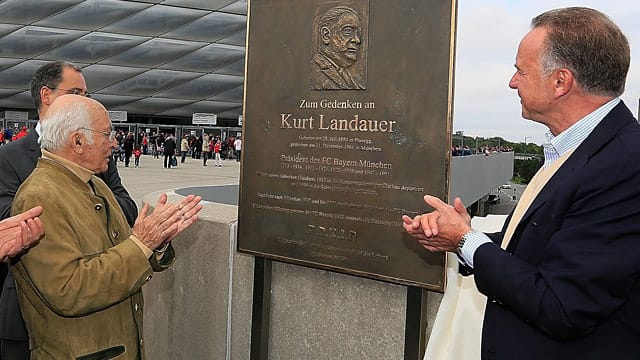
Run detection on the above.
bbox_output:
[143,193,254,360]
[449,152,514,205]
[143,191,442,360]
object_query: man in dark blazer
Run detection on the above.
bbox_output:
[403,7,640,360]
[163,134,177,168]
[0,61,138,359]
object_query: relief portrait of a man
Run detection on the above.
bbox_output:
[310,6,367,90]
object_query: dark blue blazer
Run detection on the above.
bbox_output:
[0,131,137,342]
[470,102,640,359]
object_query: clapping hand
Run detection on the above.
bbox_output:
[0,206,45,262]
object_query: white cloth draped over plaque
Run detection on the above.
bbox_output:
[423,215,506,360]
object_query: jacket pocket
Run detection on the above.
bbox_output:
[75,345,125,360]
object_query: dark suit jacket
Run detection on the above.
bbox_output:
[0,131,137,342]
[467,102,640,359]
[163,137,176,155]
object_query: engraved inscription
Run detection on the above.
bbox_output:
[280,114,396,133]
[306,224,357,242]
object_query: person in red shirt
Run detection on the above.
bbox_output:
[14,126,28,141]
[213,139,222,167]
[133,146,142,168]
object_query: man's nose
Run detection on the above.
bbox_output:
[508,72,519,89]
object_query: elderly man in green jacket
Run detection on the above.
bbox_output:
[10,95,203,360]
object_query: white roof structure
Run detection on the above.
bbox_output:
[0,0,247,121]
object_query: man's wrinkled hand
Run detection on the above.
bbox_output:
[0,206,44,261]
[132,194,203,250]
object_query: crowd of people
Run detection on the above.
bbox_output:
[452,144,514,156]
[0,126,28,145]
[107,130,242,169]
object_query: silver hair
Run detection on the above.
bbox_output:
[532,7,629,97]
[39,101,94,151]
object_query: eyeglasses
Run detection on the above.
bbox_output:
[79,127,116,142]
[46,86,90,97]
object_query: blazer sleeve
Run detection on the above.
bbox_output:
[473,153,640,340]
[96,157,137,227]
[0,161,18,220]
[458,231,503,276]
[0,148,24,220]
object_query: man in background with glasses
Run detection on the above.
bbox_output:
[0,60,137,359]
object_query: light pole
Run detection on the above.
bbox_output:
[524,136,532,145]
[455,130,464,148]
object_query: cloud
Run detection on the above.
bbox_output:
[454,1,640,144]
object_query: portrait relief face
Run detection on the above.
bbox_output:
[322,12,362,67]
[311,4,368,91]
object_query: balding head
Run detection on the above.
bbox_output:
[40,95,106,151]
[40,95,114,173]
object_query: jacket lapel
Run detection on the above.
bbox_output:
[25,131,42,166]
[507,101,634,249]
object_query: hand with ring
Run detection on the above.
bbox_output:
[132,193,203,251]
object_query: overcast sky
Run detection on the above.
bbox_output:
[454,1,640,145]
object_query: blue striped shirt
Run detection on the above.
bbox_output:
[542,97,620,168]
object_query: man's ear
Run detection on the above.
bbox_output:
[320,26,331,44]
[40,86,54,107]
[554,68,574,98]
[72,133,84,153]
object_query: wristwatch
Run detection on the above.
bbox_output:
[457,229,478,256]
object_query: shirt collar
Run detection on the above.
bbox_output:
[41,149,94,184]
[542,97,620,167]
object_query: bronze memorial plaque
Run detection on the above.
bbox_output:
[238,0,456,290]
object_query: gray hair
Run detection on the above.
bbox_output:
[39,101,94,151]
[532,7,630,97]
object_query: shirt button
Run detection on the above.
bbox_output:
[134,303,139,311]
[146,275,153,282]
[95,204,102,211]
[112,230,119,239]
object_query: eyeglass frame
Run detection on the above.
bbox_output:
[78,127,117,142]
[45,85,90,98]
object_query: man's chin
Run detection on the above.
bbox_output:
[98,162,109,173]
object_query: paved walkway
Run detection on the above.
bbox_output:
[116,154,241,207]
